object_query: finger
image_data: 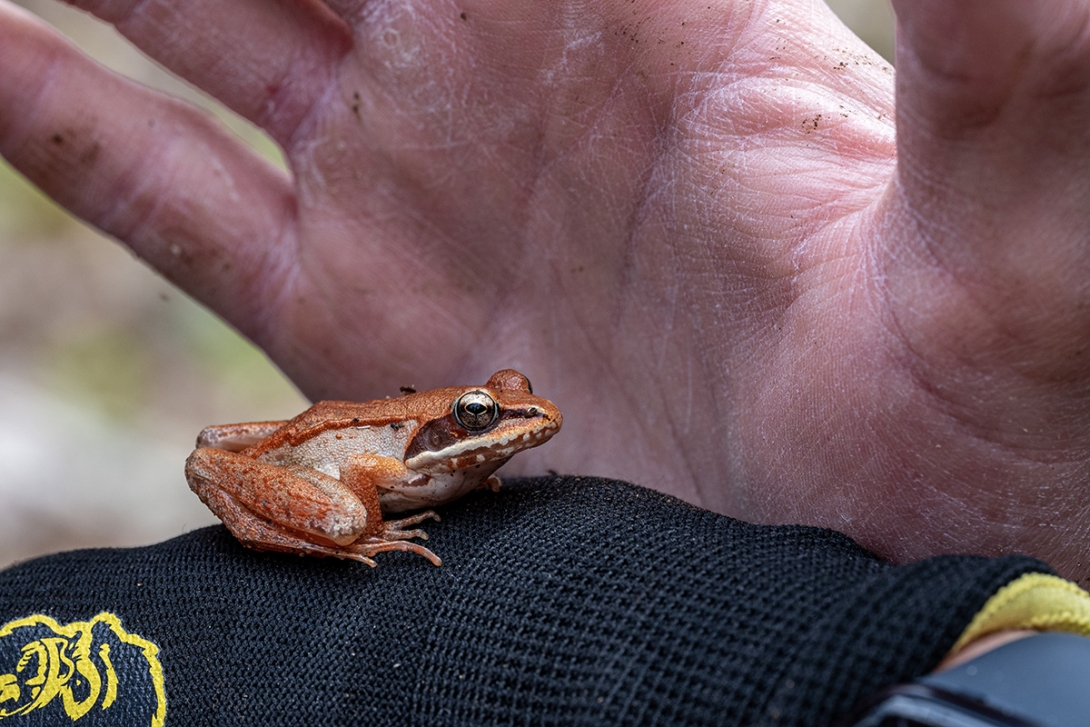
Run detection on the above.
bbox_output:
[62,0,351,145]
[885,0,1090,380]
[892,0,1090,210]
[0,2,296,345]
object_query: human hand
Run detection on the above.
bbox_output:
[1,0,1086,580]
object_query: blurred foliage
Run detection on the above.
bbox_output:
[46,325,153,420]
[175,301,304,410]
[0,161,76,240]
[827,0,895,63]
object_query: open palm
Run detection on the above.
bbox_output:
[3,0,1089,581]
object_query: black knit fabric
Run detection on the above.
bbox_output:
[0,476,1050,726]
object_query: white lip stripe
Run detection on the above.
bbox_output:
[406,420,558,469]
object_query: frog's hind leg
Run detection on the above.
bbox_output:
[186,447,369,540]
[226,510,441,567]
[195,485,385,566]
[185,448,441,567]
[201,490,439,566]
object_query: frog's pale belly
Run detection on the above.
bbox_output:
[252,422,502,513]
[258,424,417,477]
[376,458,508,513]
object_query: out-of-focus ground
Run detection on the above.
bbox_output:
[0,0,894,570]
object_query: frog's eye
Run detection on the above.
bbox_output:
[453,391,499,431]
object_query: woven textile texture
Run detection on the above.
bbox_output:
[0,476,1049,726]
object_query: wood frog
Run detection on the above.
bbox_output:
[185,369,561,567]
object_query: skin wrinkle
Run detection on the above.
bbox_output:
[340,178,486,277]
[895,5,1090,141]
[359,2,456,124]
[874,207,1090,471]
[890,160,1090,391]
[680,268,745,502]
[112,110,292,313]
[548,12,604,86]
[347,33,541,288]
[572,141,690,487]
[93,130,177,246]
[633,201,691,403]
[686,72,894,253]
[286,76,352,200]
[260,54,337,148]
[490,73,562,291]
[902,20,1028,96]
[324,0,368,26]
[77,129,167,245]
[281,50,354,154]
[259,9,353,143]
[232,179,302,349]
[1032,21,1090,103]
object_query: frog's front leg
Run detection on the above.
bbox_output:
[338,454,442,544]
[185,449,441,567]
[195,421,289,452]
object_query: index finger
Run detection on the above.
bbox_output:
[0,1,298,346]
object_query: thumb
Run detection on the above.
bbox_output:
[892,1,1090,131]
[887,0,1090,362]
[891,0,1090,214]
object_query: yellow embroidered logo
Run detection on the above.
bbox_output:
[0,612,165,726]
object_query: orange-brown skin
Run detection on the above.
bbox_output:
[185,370,561,567]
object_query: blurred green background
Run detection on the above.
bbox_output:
[0,0,894,568]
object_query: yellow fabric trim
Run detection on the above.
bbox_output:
[950,572,1090,655]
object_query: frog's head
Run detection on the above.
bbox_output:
[403,369,562,474]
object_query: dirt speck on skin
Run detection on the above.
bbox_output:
[802,114,822,133]
[47,129,101,168]
[351,91,361,118]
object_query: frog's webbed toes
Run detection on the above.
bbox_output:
[386,527,429,541]
[390,510,442,526]
[382,510,441,542]
[349,538,442,567]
